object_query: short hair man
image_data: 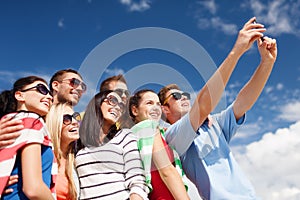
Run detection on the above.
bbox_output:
[158,17,277,199]
[100,74,129,103]
[50,68,87,106]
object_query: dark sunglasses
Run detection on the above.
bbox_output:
[104,95,125,112]
[21,83,52,96]
[163,92,191,105]
[61,78,87,92]
[63,112,81,125]
[114,88,130,97]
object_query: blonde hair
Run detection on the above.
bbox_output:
[46,103,77,200]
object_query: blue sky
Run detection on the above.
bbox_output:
[1,0,300,199]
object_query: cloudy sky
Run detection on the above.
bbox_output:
[1,0,300,199]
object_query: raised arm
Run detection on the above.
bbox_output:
[233,36,277,120]
[189,17,265,131]
[0,117,23,148]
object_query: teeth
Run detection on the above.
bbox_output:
[69,128,78,132]
[42,102,49,107]
[109,109,120,118]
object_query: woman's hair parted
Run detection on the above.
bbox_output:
[77,90,119,150]
[128,89,156,122]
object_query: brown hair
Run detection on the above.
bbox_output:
[99,74,127,92]
[129,89,156,122]
[49,69,82,93]
[157,84,180,105]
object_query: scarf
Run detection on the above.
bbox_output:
[131,119,188,192]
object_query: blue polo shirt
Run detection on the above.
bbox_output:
[165,104,258,200]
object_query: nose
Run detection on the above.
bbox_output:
[46,93,53,101]
[76,84,84,93]
[113,103,123,113]
[181,94,188,100]
[72,120,80,126]
[153,104,161,111]
[121,96,127,104]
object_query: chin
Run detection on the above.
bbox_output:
[180,110,189,115]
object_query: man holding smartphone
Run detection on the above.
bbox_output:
[158,17,277,199]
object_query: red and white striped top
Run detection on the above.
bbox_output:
[0,112,57,198]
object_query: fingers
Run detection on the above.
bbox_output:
[7,175,18,186]
[0,117,23,147]
[242,17,265,42]
[2,175,18,194]
[0,117,23,134]
[4,188,13,194]
[244,17,256,27]
[259,36,277,49]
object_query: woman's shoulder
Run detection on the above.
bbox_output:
[131,120,159,132]
[5,111,42,120]
[113,128,138,142]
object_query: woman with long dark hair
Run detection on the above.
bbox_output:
[75,90,148,200]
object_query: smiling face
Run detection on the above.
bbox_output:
[53,72,85,106]
[101,92,124,127]
[162,89,191,122]
[132,91,162,123]
[17,80,53,116]
[60,106,80,146]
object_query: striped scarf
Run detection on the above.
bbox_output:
[131,119,188,192]
[0,112,57,198]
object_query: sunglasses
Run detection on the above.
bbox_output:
[114,88,130,98]
[163,92,191,105]
[61,78,87,92]
[21,83,52,96]
[104,95,125,112]
[63,112,81,125]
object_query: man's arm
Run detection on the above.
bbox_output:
[0,117,23,148]
[233,36,277,120]
[189,17,265,131]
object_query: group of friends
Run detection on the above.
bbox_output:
[0,17,277,200]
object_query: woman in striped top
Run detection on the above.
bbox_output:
[75,90,149,200]
[0,76,56,199]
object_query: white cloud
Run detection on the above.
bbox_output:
[0,71,19,87]
[119,0,151,12]
[276,83,284,90]
[195,16,238,36]
[249,0,300,36]
[234,121,262,140]
[193,1,238,35]
[0,70,52,90]
[211,17,238,35]
[197,0,217,15]
[234,121,300,200]
[278,101,300,122]
[58,18,65,29]
[194,0,300,37]
[264,85,273,94]
[104,68,125,77]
